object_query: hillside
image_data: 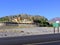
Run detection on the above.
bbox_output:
[0,14,47,22]
[0,14,50,26]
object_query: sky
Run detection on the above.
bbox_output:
[0,0,60,20]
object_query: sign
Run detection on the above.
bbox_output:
[53,21,60,27]
[53,23,59,27]
[53,21,60,34]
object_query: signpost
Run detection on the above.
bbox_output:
[53,21,59,34]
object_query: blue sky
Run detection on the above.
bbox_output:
[0,0,60,20]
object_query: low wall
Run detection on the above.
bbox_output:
[0,23,5,27]
[18,24,36,27]
[0,22,36,27]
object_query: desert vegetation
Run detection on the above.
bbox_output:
[0,14,51,27]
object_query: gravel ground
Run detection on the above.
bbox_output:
[0,27,60,37]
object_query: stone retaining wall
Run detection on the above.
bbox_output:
[0,22,36,27]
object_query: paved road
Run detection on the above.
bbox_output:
[25,40,60,45]
[35,41,60,45]
[0,34,60,45]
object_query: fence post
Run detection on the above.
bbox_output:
[57,26,59,33]
[54,27,55,34]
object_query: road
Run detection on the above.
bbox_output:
[0,34,60,45]
[25,40,60,45]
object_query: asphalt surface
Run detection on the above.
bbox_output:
[25,40,60,45]
[35,41,60,45]
[0,34,60,45]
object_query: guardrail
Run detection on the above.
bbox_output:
[0,34,60,45]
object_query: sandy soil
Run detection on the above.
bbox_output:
[0,27,60,37]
